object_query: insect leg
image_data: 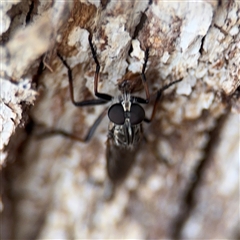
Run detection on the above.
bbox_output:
[131,48,151,104]
[140,48,150,103]
[57,52,112,106]
[88,35,113,102]
[37,107,108,142]
[144,79,183,123]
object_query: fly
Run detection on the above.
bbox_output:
[44,35,182,198]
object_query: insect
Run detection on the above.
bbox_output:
[46,35,182,197]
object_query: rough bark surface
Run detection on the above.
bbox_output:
[1,1,239,239]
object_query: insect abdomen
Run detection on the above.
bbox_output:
[106,138,137,184]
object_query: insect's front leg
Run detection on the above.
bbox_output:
[88,35,113,102]
[140,48,150,103]
[132,48,151,104]
[57,52,111,106]
[144,78,183,123]
[36,49,112,142]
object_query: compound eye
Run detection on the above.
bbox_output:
[108,103,125,125]
[130,104,145,125]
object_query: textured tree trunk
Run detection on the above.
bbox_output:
[1,1,239,239]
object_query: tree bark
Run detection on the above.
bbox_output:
[1,1,239,239]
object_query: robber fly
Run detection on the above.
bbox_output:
[46,35,181,197]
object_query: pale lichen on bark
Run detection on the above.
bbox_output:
[1,0,239,239]
[1,1,72,164]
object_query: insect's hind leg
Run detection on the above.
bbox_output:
[36,107,108,143]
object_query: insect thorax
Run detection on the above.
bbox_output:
[108,122,143,150]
